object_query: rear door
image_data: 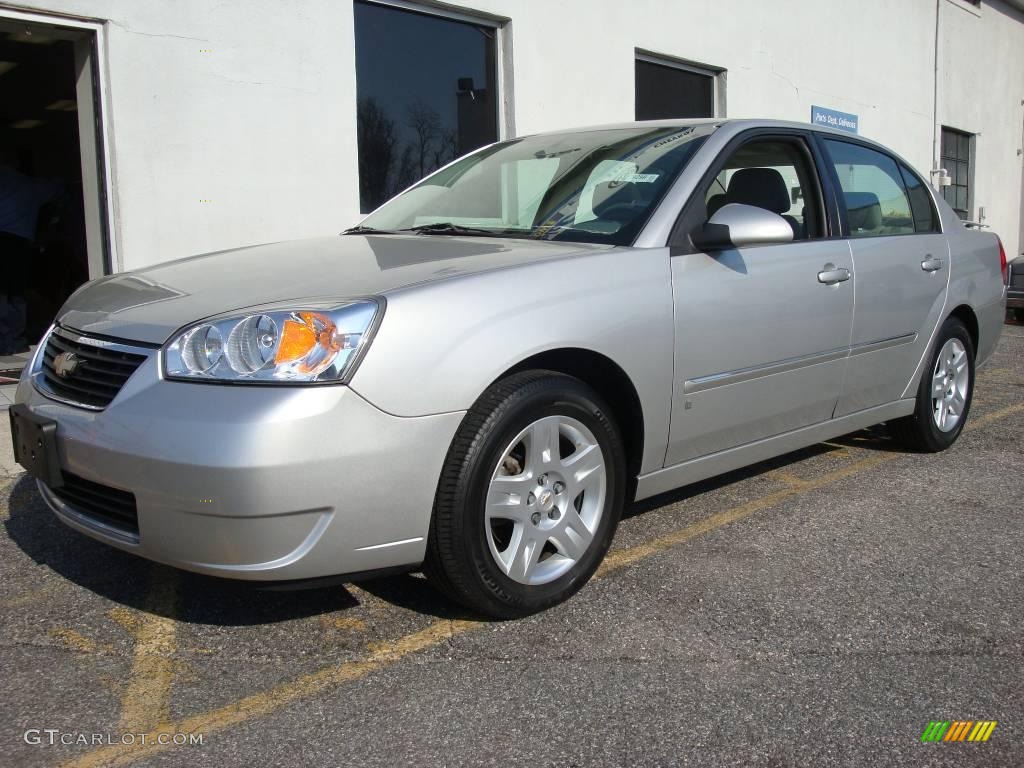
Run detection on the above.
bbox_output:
[665,132,854,466]
[818,138,949,416]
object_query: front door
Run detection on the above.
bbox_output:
[665,135,854,466]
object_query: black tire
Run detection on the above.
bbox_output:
[424,370,626,618]
[1014,307,1024,323]
[889,316,975,452]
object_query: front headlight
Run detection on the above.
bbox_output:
[163,300,381,383]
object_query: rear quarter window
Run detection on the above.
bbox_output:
[899,163,940,233]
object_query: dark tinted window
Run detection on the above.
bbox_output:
[899,163,939,233]
[823,140,914,237]
[635,60,713,120]
[354,1,498,213]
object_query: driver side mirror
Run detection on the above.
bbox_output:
[691,203,794,251]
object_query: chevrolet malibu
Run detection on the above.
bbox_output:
[10,119,1008,617]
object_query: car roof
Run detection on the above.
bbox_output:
[537,117,883,144]
[530,118,913,171]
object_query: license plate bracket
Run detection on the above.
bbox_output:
[9,404,63,488]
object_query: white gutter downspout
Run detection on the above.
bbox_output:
[931,0,942,184]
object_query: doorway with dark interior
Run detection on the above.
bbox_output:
[0,15,107,387]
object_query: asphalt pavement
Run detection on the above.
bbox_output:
[1,326,1022,768]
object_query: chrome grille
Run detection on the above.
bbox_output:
[39,329,149,409]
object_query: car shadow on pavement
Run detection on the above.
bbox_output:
[355,573,483,621]
[3,475,360,625]
[625,424,896,519]
[828,424,914,453]
[3,425,901,624]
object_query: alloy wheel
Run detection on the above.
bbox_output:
[485,415,607,585]
[931,337,969,432]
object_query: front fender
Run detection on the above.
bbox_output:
[349,247,675,474]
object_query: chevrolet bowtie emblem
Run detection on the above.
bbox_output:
[53,351,80,378]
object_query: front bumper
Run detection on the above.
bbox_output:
[1007,289,1023,310]
[15,353,464,581]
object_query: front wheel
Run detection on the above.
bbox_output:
[425,371,626,618]
[889,316,974,452]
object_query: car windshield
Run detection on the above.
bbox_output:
[355,124,715,245]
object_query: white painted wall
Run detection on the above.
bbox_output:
[938,0,1024,257]
[6,0,361,269]
[6,0,1024,267]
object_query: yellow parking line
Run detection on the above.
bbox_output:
[320,615,368,633]
[62,620,480,768]
[116,569,181,733]
[61,399,1024,768]
[765,470,810,488]
[49,627,115,656]
[964,401,1024,430]
[819,442,853,458]
[598,452,890,577]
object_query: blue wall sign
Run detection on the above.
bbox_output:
[811,105,859,134]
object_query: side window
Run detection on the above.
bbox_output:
[823,140,914,238]
[899,163,939,233]
[702,139,823,240]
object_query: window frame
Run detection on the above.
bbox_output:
[668,128,835,254]
[813,133,944,239]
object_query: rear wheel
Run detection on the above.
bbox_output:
[425,371,626,618]
[889,316,974,452]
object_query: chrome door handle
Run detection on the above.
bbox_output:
[817,264,851,285]
[921,256,943,272]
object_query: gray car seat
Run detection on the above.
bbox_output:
[725,167,803,238]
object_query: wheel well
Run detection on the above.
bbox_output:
[502,349,645,480]
[948,304,979,355]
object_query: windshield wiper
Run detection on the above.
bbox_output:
[400,222,507,237]
[340,225,397,235]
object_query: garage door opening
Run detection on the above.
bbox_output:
[0,15,108,379]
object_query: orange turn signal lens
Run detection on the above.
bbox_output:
[275,318,318,364]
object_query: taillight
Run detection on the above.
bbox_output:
[998,237,1008,285]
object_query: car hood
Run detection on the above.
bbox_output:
[57,234,613,345]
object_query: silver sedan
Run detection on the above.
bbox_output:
[10,119,1007,617]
